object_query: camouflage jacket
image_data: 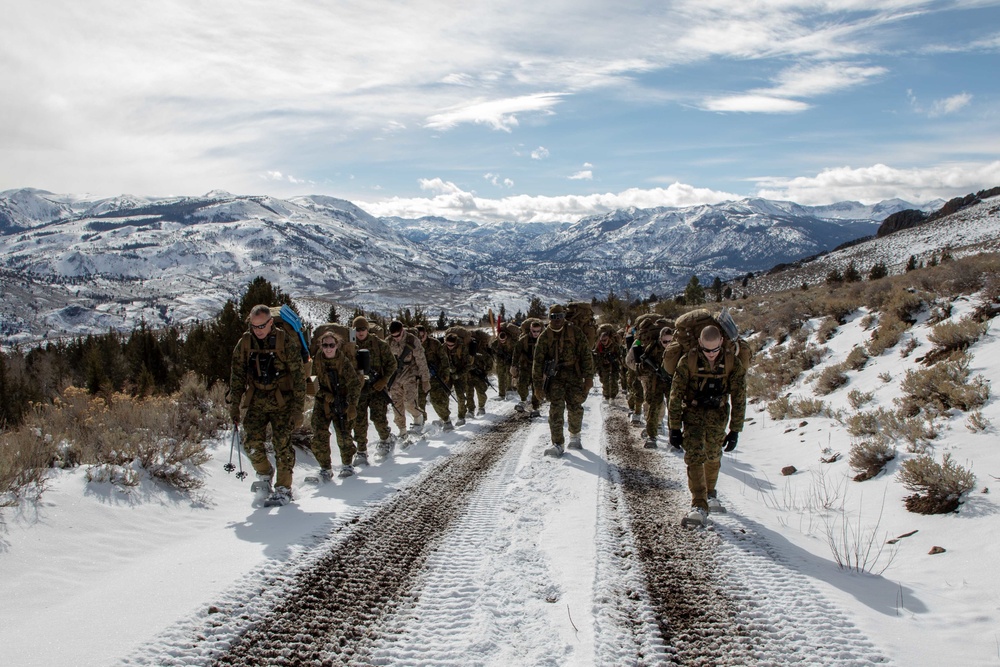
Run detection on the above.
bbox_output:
[532,323,596,386]
[512,333,539,374]
[356,334,397,390]
[490,337,516,367]
[593,339,623,371]
[668,349,747,432]
[314,347,362,414]
[230,323,305,415]
[445,341,472,378]
[422,335,451,385]
[388,331,430,388]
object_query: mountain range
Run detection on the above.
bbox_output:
[0,187,945,345]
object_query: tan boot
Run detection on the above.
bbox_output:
[687,463,709,511]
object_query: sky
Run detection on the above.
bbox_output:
[3,0,1000,222]
[2,296,999,666]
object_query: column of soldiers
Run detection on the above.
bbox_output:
[231,302,745,527]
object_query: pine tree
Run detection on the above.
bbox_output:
[868,261,889,281]
[710,276,723,302]
[527,297,547,319]
[684,276,706,305]
[905,255,918,272]
[326,304,340,323]
[844,261,862,283]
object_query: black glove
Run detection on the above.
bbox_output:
[723,431,739,452]
[669,429,683,450]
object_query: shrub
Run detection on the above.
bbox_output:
[814,365,849,395]
[897,453,975,514]
[843,347,869,371]
[768,396,830,420]
[966,410,991,433]
[897,352,990,417]
[849,439,896,481]
[865,315,910,356]
[816,317,840,342]
[899,337,918,358]
[847,389,874,410]
[925,316,988,358]
[844,407,936,452]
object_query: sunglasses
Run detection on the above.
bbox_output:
[321,342,337,349]
[701,344,722,354]
[550,313,566,320]
[251,318,272,330]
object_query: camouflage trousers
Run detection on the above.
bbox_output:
[640,375,669,439]
[626,369,644,413]
[352,388,391,451]
[310,400,356,468]
[495,361,512,396]
[681,403,730,509]
[243,391,297,489]
[546,376,587,446]
[515,369,541,409]
[597,362,620,399]
[390,378,424,434]
[466,374,488,412]
[427,382,452,422]
[452,374,470,419]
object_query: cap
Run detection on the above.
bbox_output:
[388,320,404,334]
[352,316,369,330]
[549,304,567,316]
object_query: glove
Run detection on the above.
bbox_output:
[422,380,431,393]
[669,429,684,450]
[371,377,388,392]
[723,431,739,452]
[346,405,357,421]
[583,377,594,394]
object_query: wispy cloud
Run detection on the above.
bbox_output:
[359,180,740,223]
[703,95,810,113]
[569,170,593,180]
[754,161,1000,205]
[424,93,566,132]
[484,172,514,188]
[531,146,550,160]
[930,93,973,117]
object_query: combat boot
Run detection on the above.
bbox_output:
[680,506,709,528]
[338,464,355,479]
[263,485,292,507]
[707,490,727,514]
[643,437,657,449]
[442,420,455,431]
[567,432,582,449]
[476,407,486,416]
[543,442,565,458]
[529,408,541,418]
[514,401,526,413]
[455,417,466,427]
[630,412,642,425]
[352,451,370,467]
[318,468,334,482]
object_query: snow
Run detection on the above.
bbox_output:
[3,300,1000,665]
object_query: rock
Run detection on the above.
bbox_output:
[781,465,797,476]
[208,605,221,614]
[798,421,808,427]
[928,546,946,555]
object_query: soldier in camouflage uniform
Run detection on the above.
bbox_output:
[310,331,362,479]
[622,327,644,424]
[351,316,397,462]
[512,318,543,418]
[490,325,517,399]
[533,304,596,457]
[443,330,472,426]
[592,324,623,401]
[466,332,493,417]
[230,304,306,505]
[417,325,454,431]
[668,325,746,524]
[386,320,431,441]
[626,321,674,449]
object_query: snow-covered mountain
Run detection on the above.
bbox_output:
[0,187,940,345]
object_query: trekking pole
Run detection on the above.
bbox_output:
[224,427,248,481]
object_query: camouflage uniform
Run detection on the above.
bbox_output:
[668,347,747,511]
[387,328,431,434]
[230,317,305,490]
[490,330,517,398]
[593,328,623,400]
[444,334,472,421]
[512,319,542,411]
[352,321,397,451]
[625,326,673,442]
[466,337,493,413]
[532,311,596,447]
[311,345,362,467]
[421,332,453,423]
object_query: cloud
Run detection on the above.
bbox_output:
[531,146,550,160]
[930,92,973,117]
[569,170,593,180]
[754,161,1000,205]
[358,180,740,223]
[484,172,514,188]
[702,95,810,113]
[424,93,566,132]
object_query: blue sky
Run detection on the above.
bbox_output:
[3,0,999,222]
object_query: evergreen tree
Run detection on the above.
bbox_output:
[684,276,706,305]
[527,297,547,319]
[905,255,918,272]
[238,276,293,320]
[326,303,340,323]
[437,310,447,330]
[826,268,844,285]
[710,276,723,302]
[844,261,862,283]
[868,261,889,281]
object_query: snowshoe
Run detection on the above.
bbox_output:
[374,439,393,460]
[543,443,565,458]
[304,468,334,483]
[567,433,582,450]
[643,437,658,449]
[352,451,370,467]
[337,464,355,479]
[476,407,486,416]
[442,420,455,432]
[529,409,541,418]
[263,486,292,507]
[455,417,466,427]
[707,496,727,514]
[514,402,526,413]
[250,474,272,498]
[680,507,709,528]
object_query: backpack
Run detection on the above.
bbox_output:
[566,301,598,347]
[662,307,753,377]
[238,306,306,366]
[519,318,543,337]
[310,323,358,364]
[445,325,473,347]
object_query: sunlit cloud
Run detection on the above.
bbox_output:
[358,180,740,223]
[569,170,594,180]
[531,146,550,160]
[702,95,810,113]
[930,92,972,117]
[484,172,514,188]
[424,93,566,132]
[754,161,1000,205]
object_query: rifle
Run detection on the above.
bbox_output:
[327,368,350,434]
[471,367,496,393]
[357,347,400,414]
[428,363,459,401]
[641,352,671,384]
[542,358,558,394]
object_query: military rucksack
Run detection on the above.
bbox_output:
[566,301,598,347]
[662,307,753,377]
[519,317,543,337]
